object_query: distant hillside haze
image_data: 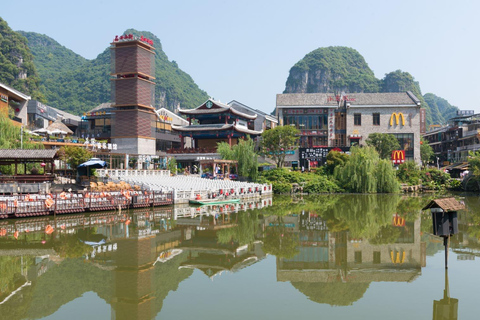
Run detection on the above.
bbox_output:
[284,46,459,126]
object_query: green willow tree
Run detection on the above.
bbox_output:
[261,126,299,168]
[217,137,258,180]
[334,146,399,193]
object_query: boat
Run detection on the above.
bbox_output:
[189,198,241,205]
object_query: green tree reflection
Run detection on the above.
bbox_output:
[263,216,299,259]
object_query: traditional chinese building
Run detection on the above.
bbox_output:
[172,99,263,151]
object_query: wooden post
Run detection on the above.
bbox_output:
[444,235,449,269]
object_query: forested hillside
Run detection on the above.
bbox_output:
[0,17,44,101]
[18,28,209,115]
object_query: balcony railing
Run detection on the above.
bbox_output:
[167,148,217,154]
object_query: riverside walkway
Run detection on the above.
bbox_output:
[120,175,273,204]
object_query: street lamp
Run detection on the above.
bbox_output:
[436,156,440,170]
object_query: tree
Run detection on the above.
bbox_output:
[325,150,349,175]
[334,146,399,193]
[217,137,258,180]
[167,157,177,175]
[420,137,434,167]
[261,126,299,168]
[59,146,92,171]
[365,133,400,159]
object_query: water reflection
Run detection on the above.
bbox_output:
[433,270,458,320]
[0,194,479,319]
[271,195,425,306]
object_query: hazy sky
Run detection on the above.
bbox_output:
[2,0,479,115]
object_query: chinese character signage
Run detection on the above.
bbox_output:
[84,138,117,151]
[299,147,350,166]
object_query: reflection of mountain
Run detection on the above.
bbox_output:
[291,282,369,306]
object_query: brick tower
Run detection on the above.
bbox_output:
[110,34,156,155]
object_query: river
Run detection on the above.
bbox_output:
[0,193,479,319]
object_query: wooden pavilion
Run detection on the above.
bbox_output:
[0,149,58,183]
[198,159,238,179]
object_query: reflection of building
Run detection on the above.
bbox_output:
[274,213,426,305]
[276,92,424,164]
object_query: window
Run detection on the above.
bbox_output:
[354,251,362,264]
[373,251,381,264]
[373,113,380,126]
[354,113,361,126]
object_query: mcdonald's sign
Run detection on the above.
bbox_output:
[390,112,405,126]
[392,214,405,227]
[391,150,405,164]
[390,250,406,264]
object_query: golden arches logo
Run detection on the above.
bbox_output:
[392,214,405,227]
[391,150,405,164]
[390,250,406,264]
[390,112,405,126]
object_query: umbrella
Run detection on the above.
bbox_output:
[50,129,68,135]
[25,129,39,136]
[78,158,107,168]
[33,128,52,135]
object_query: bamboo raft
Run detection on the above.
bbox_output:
[0,189,173,219]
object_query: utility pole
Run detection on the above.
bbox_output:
[21,126,23,149]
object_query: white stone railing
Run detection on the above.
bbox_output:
[96,169,170,178]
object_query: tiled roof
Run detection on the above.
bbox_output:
[171,123,263,135]
[0,82,31,100]
[179,99,257,120]
[277,92,420,107]
[422,197,465,212]
[277,93,337,106]
[88,103,113,113]
[49,106,81,121]
[0,149,58,159]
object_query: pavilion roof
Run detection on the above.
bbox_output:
[0,149,58,160]
[178,99,257,120]
[171,123,263,135]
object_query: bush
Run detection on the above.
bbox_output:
[304,176,342,193]
[422,168,450,186]
[260,168,305,184]
[272,181,292,194]
[396,161,421,185]
[447,179,462,191]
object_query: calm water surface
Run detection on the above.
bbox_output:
[1,194,479,320]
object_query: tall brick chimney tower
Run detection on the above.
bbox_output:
[110,34,156,155]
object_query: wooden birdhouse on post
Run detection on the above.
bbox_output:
[423,197,465,269]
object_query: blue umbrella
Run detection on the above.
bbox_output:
[78,158,107,168]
